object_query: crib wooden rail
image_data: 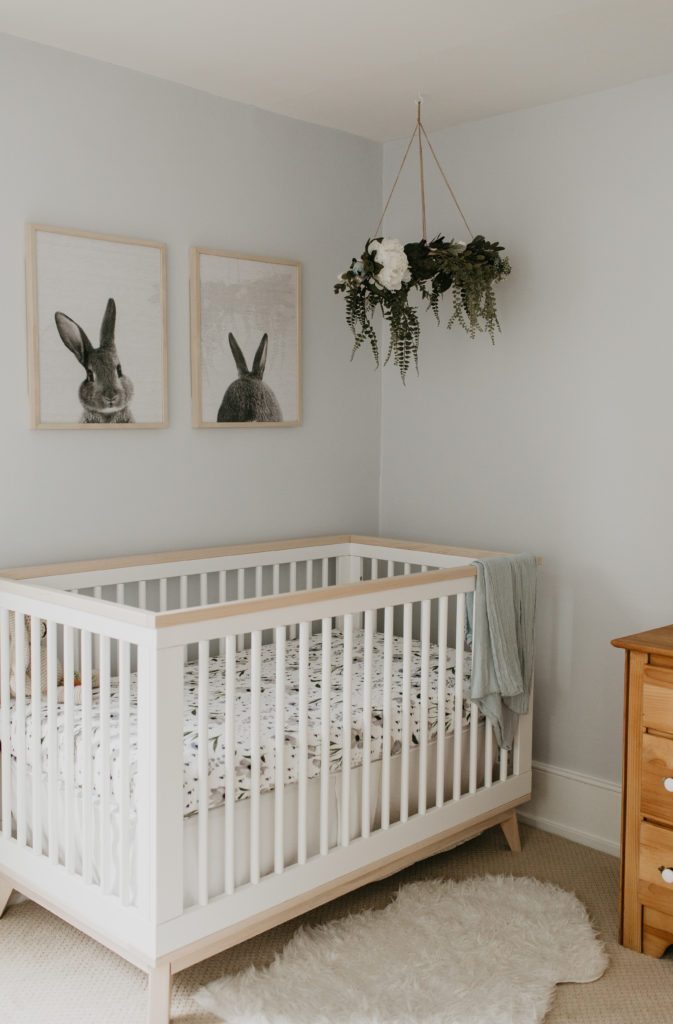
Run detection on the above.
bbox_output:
[0,536,535,1024]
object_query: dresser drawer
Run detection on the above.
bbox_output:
[639,821,673,914]
[642,666,673,734]
[642,734,673,824]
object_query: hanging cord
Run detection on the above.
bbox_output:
[417,100,427,240]
[373,101,474,241]
[373,120,419,238]
[419,123,473,239]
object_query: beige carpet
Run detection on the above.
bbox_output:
[0,824,670,1023]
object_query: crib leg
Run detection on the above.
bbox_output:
[500,811,521,852]
[0,875,13,918]
[147,962,172,1024]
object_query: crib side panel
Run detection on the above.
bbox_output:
[0,586,164,962]
[164,567,532,960]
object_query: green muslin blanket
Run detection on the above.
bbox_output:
[466,553,538,750]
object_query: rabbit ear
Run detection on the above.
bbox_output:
[99,298,116,350]
[228,333,249,376]
[252,334,268,379]
[54,312,94,368]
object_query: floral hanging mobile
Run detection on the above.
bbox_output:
[335,103,511,382]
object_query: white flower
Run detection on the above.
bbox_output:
[369,238,411,291]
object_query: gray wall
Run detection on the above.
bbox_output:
[0,33,382,567]
[379,73,673,785]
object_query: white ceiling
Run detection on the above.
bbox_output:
[2,0,673,141]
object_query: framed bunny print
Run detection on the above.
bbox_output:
[26,224,167,429]
[190,247,301,428]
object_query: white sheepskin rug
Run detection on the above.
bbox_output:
[195,874,608,1024]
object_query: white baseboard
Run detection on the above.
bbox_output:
[518,761,621,858]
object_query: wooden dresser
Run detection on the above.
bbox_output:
[613,624,673,956]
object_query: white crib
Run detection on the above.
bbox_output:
[0,534,534,1023]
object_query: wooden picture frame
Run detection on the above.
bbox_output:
[26,224,167,429]
[190,247,301,428]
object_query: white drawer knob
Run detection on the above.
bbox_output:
[663,778,673,793]
[659,867,673,884]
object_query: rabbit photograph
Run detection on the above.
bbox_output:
[192,247,301,427]
[27,224,167,428]
[55,297,135,423]
[217,333,282,423]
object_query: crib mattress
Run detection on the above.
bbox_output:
[9,629,473,817]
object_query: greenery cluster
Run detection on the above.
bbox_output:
[334,235,511,382]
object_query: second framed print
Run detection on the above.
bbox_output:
[191,248,301,427]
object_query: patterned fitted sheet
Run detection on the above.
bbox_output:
[9,629,473,817]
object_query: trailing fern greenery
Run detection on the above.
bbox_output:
[335,234,511,382]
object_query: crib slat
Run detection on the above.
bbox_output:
[341,613,353,846]
[99,635,111,891]
[485,719,494,787]
[469,697,479,794]
[320,618,331,856]
[47,622,59,864]
[453,594,466,801]
[81,630,94,883]
[237,569,245,651]
[387,560,394,579]
[381,606,393,829]
[63,624,74,870]
[361,609,373,839]
[400,603,412,823]
[180,575,188,609]
[321,557,329,588]
[500,746,508,781]
[371,559,378,581]
[138,580,147,609]
[419,599,430,814]
[289,563,298,640]
[159,578,168,612]
[274,626,286,874]
[298,621,309,864]
[0,610,10,838]
[14,614,27,849]
[255,565,263,598]
[224,635,236,895]
[435,595,448,808]
[305,559,313,591]
[250,630,262,884]
[119,640,131,905]
[197,640,210,905]
[218,572,227,656]
[272,563,280,596]
[30,616,42,856]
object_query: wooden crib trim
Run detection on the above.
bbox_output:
[0,576,155,633]
[0,535,352,581]
[0,534,510,582]
[153,565,478,630]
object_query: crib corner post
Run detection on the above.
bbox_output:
[136,640,185,927]
[147,961,172,1024]
[512,688,534,779]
